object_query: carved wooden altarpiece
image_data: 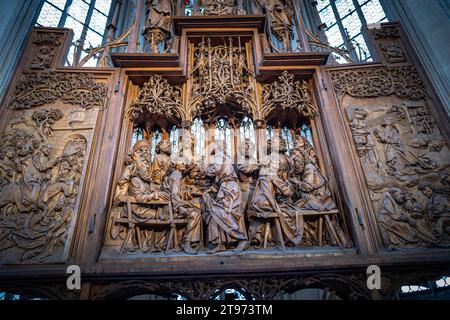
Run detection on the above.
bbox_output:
[0,9,449,300]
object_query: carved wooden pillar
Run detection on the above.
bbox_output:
[313,68,377,255]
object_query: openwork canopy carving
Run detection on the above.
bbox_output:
[262,71,317,118]
[127,75,184,121]
[10,71,107,110]
[330,66,427,101]
[189,37,257,117]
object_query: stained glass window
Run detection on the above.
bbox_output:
[150,130,162,161]
[169,126,179,159]
[215,118,233,157]
[281,127,294,155]
[131,127,144,148]
[300,123,314,146]
[316,0,388,63]
[191,118,206,159]
[239,117,256,145]
[35,0,113,67]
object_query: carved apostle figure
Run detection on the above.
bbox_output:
[378,187,438,250]
[419,182,450,242]
[248,136,304,248]
[110,140,167,252]
[257,0,293,52]
[294,138,336,212]
[161,157,202,254]
[237,139,259,213]
[203,151,248,253]
[150,139,173,188]
[144,0,173,52]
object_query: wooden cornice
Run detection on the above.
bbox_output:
[172,15,266,35]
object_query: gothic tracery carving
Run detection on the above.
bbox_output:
[189,37,257,117]
[262,71,317,118]
[127,75,184,120]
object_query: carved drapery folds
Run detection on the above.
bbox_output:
[201,0,245,15]
[257,0,294,52]
[189,37,257,118]
[10,71,107,110]
[332,64,450,251]
[0,71,107,264]
[330,66,427,102]
[127,75,184,121]
[143,0,173,53]
[262,71,317,118]
[102,132,351,256]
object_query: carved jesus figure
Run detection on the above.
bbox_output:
[203,152,248,253]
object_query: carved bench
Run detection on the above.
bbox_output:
[114,196,188,255]
[247,209,340,251]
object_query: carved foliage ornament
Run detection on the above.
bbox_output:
[33,32,62,47]
[330,66,427,101]
[127,75,184,120]
[372,26,401,40]
[262,71,318,118]
[90,273,372,300]
[10,71,107,110]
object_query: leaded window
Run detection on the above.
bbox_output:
[316,0,388,63]
[35,0,113,67]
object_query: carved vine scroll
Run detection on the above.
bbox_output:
[9,71,107,110]
[330,66,427,102]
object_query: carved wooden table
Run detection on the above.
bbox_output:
[248,209,341,250]
[114,196,188,255]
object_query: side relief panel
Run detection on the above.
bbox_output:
[0,71,107,264]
